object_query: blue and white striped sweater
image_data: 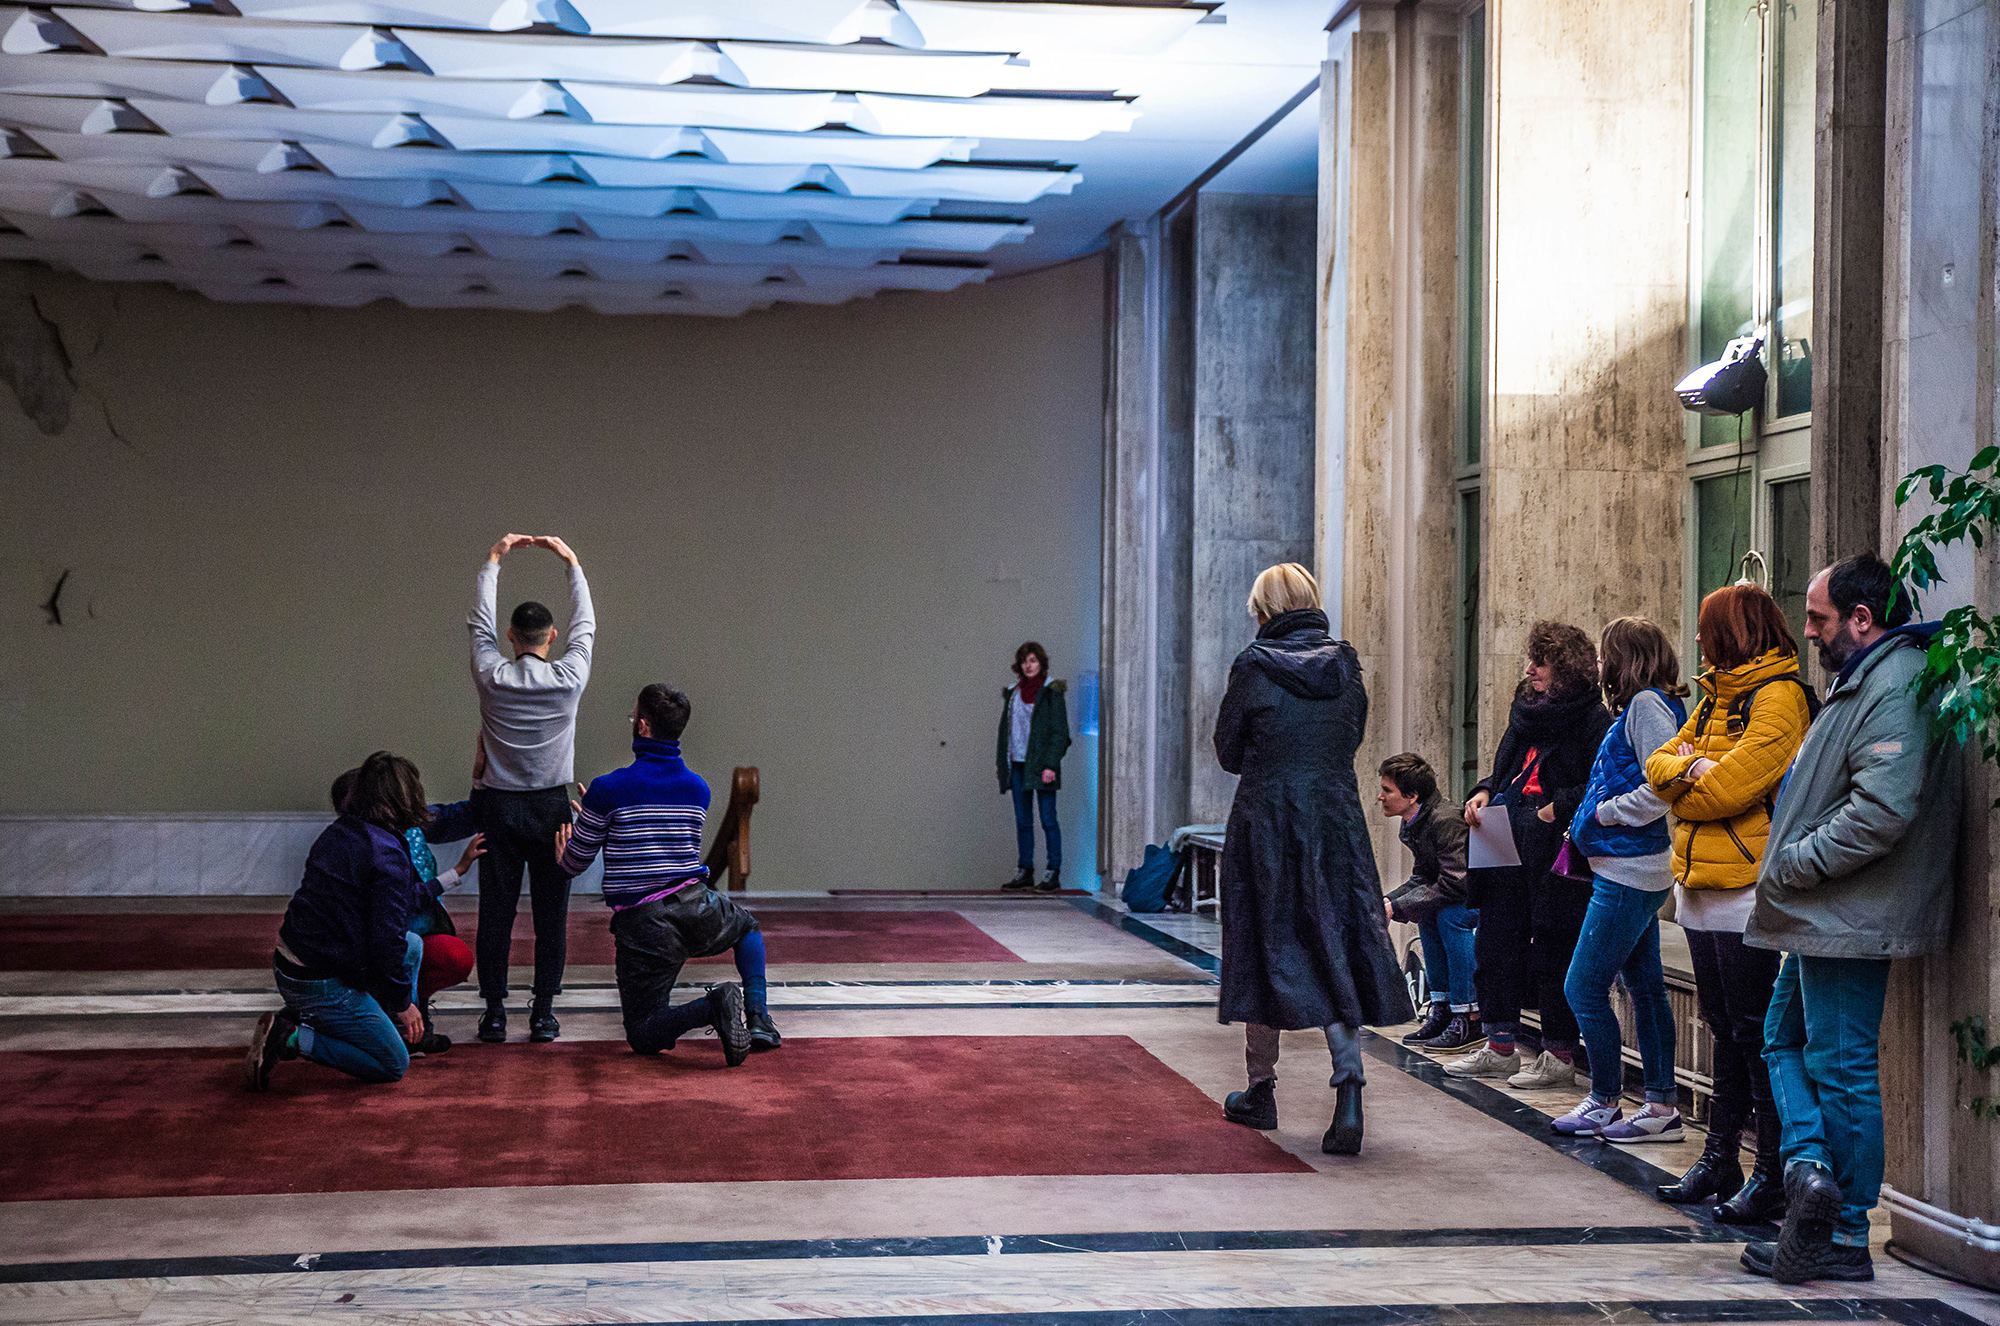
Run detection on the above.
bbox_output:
[559,738,711,906]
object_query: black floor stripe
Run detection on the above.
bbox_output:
[0,1224,1752,1284]
[1068,900,1221,974]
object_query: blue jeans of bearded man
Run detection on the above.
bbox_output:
[1010,760,1061,871]
[1762,953,1892,1246]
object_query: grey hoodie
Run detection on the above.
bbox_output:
[1747,624,1964,960]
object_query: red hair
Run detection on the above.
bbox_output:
[1697,584,1797,670]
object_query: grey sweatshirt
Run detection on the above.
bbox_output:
[468,560,594,791]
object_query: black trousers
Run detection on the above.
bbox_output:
[611,887,759,1054]
[471,786,574,1001]
[1685,926,1782,1157]
[1469,865,1587,1051]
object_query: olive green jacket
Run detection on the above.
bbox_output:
[996,680,1071,793]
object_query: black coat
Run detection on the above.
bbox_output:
[1469,686,1612,920]
[1212,609,1415,1031]
[995,680,1072,793]
[1386,797,1469,924]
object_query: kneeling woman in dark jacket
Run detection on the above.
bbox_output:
[1214,563,1413,1156]
[246,751,436,1090]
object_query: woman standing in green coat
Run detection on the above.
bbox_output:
[996,641,1071,893]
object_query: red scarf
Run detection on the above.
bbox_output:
[1016,672,1045,706]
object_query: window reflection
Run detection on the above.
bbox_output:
[1772,0,1815,417]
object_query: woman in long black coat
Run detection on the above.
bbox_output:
[1213,563,1413,1156]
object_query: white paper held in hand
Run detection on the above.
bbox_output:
[1466,807,1521,869]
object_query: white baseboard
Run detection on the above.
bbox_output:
[0,814,604,897]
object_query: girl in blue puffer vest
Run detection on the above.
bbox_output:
[1549,618,1689,1146]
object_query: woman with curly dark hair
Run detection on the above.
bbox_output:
[1443,621,1611,1091]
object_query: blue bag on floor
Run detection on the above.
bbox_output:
[1120,843,1183,913]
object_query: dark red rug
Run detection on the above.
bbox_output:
[0,909,1020,971]
[0,1036,1310,1200]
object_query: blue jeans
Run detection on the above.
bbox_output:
[1763,952,1892,1245]
[273,931,421,1084]
[1563,881,1676,1104]
[1010,761,1061,871]
[1417,904,1479,1009]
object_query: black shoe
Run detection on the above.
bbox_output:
[1323,1083,1364,1155]
[1035,869,1062,893]
[1403,1004,1451,1044]
[1716,1162,1787,1224]
[1771,1162,1843,1283]
[749,1009,783,1052]
[478,1002,507,1043]
[1003,868,1035,891]
[246,1009,295,1091]
[1223,1078,1277,1130]
[1423,1014,1485,1051]
[528,997,560,1043]
[1657,1134,1745,1205]
[1745,1236,1872,1283]
[412,1000,451,1057]
[707,983,752,1066]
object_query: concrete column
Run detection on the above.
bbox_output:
[1101,229,1151,881]
[1187,193,1318,824]
[1323,2,1464,880]
[1480,0,1691,748]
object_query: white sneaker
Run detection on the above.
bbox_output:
[1601,1107,1685,1144]
[1442,1044,1521,1079]
[1507,1050,1579,1089]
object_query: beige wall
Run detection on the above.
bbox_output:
[0,258,1106,892]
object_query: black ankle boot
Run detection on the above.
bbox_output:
[478,1001,507,1043]
[1323,1083,1363,1155]
[1035,868,1062,893]
[1717,1158,1787,1224]
[1003,867,1034,891]
[413,999,451,1056]
[1403,1003,1451,1044]
[1223,1078,1277,1129]
[1657,1132,1744,1204]
[528,996,560,1043]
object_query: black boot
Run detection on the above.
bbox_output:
[1402,1003,1451,1045]
[1223,1078,1277,1130]
[1035,868,1062,893]
[1003,867,1034,891]
[1323,1083,1363,1155]
[1769,1161,1843,1283]
[748,1009,783,1052]
[413,999,451,1056]
[1657,1131,1744,1204]
[1423,1013,1484,1051]
[478,1000,507,1043]
[1718,1098,1788,1223]
[528,996,560,1043]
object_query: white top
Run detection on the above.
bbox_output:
[468,561,595,791]
[1008,687,1034,764]
[1676,881,1758,932]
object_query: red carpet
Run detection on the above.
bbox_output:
[0,909,1020,971]
[0,1036,1310,1200]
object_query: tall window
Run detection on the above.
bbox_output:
[1686,0,1813,660]
[1452,4,1486,799]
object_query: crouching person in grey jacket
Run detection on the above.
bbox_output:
[1741,552,1964,1286]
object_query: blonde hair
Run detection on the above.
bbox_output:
[1247,563,1322,621]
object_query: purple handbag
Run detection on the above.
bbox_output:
[1552,833,1594,882]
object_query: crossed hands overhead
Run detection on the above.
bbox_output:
[488,533,580,567]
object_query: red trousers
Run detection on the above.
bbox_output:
[417,935,475,1003]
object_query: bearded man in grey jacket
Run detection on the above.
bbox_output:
[1740,552,1963,1286]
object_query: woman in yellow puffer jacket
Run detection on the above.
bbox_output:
[1644,583,1812,1223]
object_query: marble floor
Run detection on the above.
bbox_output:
[2,894,1994,1326]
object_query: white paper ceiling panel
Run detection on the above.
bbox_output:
[422,113,695,155]
[450,178,684,216]
[0,91,160,132]
[55,9,405,69]
[3,10,89,54]
[893,1,1208,56]
[562,83,836,132]
[575,212,786,242]
[102,191,346,225]
[255,67,582,117]
[846,92,1135,140]
[239,222,462,255]
[694,188,923,224]
[34,128,292,170]
[566,156,809,190]
[307,142,583,183]
[191,165,450,205]
[564,0,870,44]
[828,162,1074,203]
[394,30,697,85]
[0,52,243,102]
[697,127,967,169]
[713,42,1011,99]
[809,217,1026,251]
[129,98,424,148]
[227,0,516,29]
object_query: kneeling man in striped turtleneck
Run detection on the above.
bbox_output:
[556,683,779,1064]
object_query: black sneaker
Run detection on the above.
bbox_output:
[528,997,560,1043]
[411,1000,450,1057]
[707,983,752,1066]
[478,1002,507,1043]
[1771,1162,1844,1283]
[1223,1078,1277,1130]
[1035,869,1062,893]
[749,1009,783,1052]
[246,1010,295,1091]
[1003,868,1035,891]
[1402,1004,1451,1044]
[1423,1013,1485,1051]
[1743,1238,1872,1283]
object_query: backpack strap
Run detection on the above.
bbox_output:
[1724,672,1822,734]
